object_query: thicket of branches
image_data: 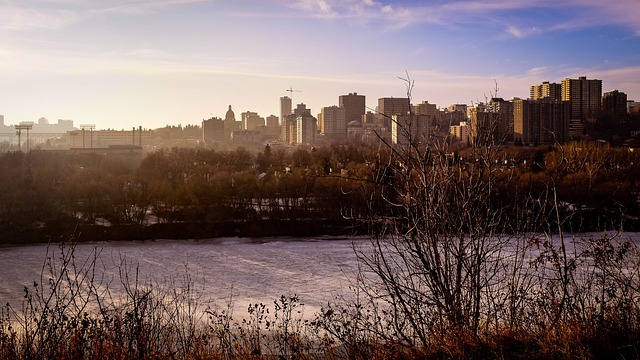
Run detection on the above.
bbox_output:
[315,78,640,358]
[3,77,640,358]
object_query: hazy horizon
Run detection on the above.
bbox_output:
[1,0,639,130]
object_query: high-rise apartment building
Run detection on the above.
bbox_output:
[414,101,439,117]
[450,121,470,144]
[293,103,310,117]
[603,90,628,117]
[530,81,562,101]
[282,114,297,144]
[280,96,292,125]
[266,115,279,127]
[202,117,225,143]
[513,98,570,145]
[603,90,628,131]
[448,104,468,114]
[241,111,259,130]
[320,106,346,138]
[391,114,434,145]
[378,97,410,117]
[280,96,293,143]
[339,92,366,124]
[482,98,515,144]
[296,113,317,145]
[561,76,602,138]
[378,97,410,130]
[628,101,640,115]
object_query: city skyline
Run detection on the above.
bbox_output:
[1,0,639,130]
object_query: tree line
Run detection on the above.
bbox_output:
[0,140,638,244]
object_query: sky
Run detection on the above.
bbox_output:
[1,0,639,130]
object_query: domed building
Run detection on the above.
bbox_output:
[224,105,241,139]
[224,105,236,122]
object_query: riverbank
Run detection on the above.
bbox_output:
[0,218,368,245]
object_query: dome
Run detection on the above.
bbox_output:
[347,120,362,127]
[225,105,235,122]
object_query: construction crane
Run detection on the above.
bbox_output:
[286,87,302,103]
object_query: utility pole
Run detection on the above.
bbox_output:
[15,122,33,153]
[80,124,96,148]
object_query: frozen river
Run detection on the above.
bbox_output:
[0,237,364,318]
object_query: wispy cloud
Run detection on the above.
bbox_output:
[0,0,208,31]
[280,0,640,36]
[87,0,208,16]
[1,6,78,31]
[504,26,542,39]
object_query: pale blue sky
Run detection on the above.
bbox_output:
[1,0,639,130]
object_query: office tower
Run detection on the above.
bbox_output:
[530,81,562,101]
[339,92,366,124]
[513,98,570,145]
[320,106,346,138]
[561,76,602,138]
[0,114,4,126]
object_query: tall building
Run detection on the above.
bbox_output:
[296,113,317,145]
[603,90,628,117]
[414,101,439,117]
[266,115,279,127]
[283,114,297,144]
[339,92,366,124]
[280,96,293,143]
[241,111,264,131]
[448,104,468,114]
[320,106,346,139]
[450,121,470,144]
[485,98,514,144]
[293,103,310,117]
[603,90,628,132]
[378,97,411,130]
[202,117,225,142]
[379,97,410,117]
[280,96,292,125]
[561,76,602,138]
[530,81,562,101]
[513,98,570,145]
[0,114,4,126]
[391,114,434,145]
[224,105,240,140]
